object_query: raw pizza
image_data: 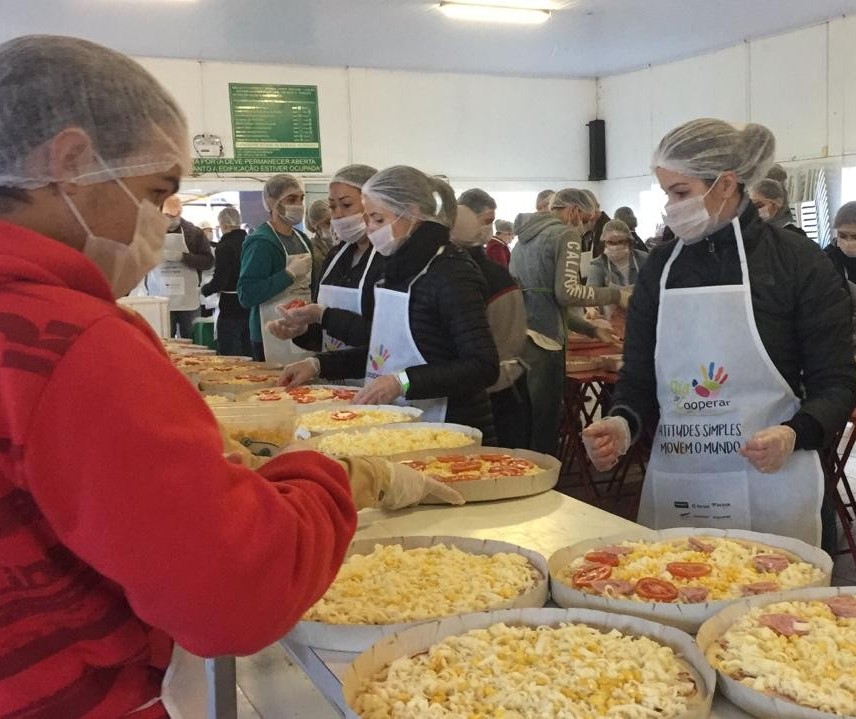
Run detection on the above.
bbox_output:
[297,408,413,433]
[557,535,825,604]
[354,621,705,719]
[400,453,541,482]
[285,386,358,404]
[705,596,856,716]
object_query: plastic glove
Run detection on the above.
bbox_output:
[594,326,621,345]
[162,249,184,263]
[582,416,631,471]
[739,425,796,473]
[286,253,313,281]
[380,461,465,509]
[284,303,325,326]
[265,319,309,341]
[618,286,633,310]
[353,375,403,405]
[279,357,320,387]
[584,307,601,321]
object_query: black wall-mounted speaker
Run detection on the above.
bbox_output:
[588,119,606,181]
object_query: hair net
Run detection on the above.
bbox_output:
[582,189,600,210]
[262,173,304,211]
[330,163,378,189]
[834,201,856,228]
[614,206,637,226]
[652,118,775,187]
[306,198,331,230]
[362,165,457,227]
[550,188,597,213]
[495,219,513,234]
[750,179,785,204]
[766,163,787,184]
[218,206,241,228]
[0,35,189,189]
[536,189,555,208]
[601,219,632,241]
[457,188,496,214]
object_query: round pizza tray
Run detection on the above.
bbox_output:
[293,405,423,439]
[342,606,715,719]
[307,422,482,459]
[548,527,832,633]
[403,447,560,504]
[697,586,856,719]
[288,535,548,652]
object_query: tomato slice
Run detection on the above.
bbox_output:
[284,299,308,310]
[436,455,468,463]
[331,389,357,399]
[287,387,311,394]
[449,461,483,474]
[635,577,679,602]
[500,467,526,476]
[293,396,314,404]
[572,564,612,588]
[666,562,712,579]
[479,454,513,462]
[257,395,283,401]
[584,551,621,567]
[331,410,358,421]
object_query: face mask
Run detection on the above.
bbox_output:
[331,214,367,245]
[757,206,772,222]
[276,203,305,226]
[368,218,411,256]
[62,182,169,298]
[663,175,725,244]
[604,245,630,263]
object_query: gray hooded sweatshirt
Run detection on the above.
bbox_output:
[509,211,621,344]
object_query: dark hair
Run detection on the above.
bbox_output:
[457,188,496,214]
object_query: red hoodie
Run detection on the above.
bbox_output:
[0,221,357,718]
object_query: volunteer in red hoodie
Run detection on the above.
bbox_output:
[0,36,460,719]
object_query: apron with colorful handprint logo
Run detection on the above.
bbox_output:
[364,248,448,422]
[637,217,822,545]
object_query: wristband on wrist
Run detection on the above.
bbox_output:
[397,370,410,396]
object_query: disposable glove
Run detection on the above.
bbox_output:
[618,286,633,309]
[265,318,308,341]
[279,357,320,387]
[380,461,465,509]
[582,416,631,471]
[739,425,796,473]
[285,253,312,281]
[353,375,404,405]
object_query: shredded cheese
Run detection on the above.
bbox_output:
[315,427,472,457]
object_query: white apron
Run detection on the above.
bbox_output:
[637,218,823,546]
[317,244,376,352]
[364,248,448,422]
[148,232,200,312]
[259,224,313,365]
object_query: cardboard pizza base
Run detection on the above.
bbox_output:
[293,405,423,439]
[342,606,715,719]
[405,447,560,504]
[307,422,482,459]
[697,586,856,719]
[548,527,832,634]
[289,535,548,652]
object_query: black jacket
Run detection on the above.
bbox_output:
[200,229,248,318]
[294,242,385,352]
[583,211,611,257]
[612,201,855,450]
[318,222,500,438]
[824,243,856,282]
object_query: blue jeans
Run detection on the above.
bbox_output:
[522,339,565,456]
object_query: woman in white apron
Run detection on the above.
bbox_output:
[284,166,500,439]
[583,118,855,547]
[268,165,384,373]
[235,173,313,363]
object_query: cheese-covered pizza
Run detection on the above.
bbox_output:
[284,385,359,404]
[354,622,704,718]
[705,596,856,716]
[297,408,414,433]
[315,426,472,457]
[557,535,825,604]
[303,544,540,625]
[400,453,541,482]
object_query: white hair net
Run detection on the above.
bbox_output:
[652,118,775,187]
[330,164,378,189]
[306,198,331,230]
[262,173,304,211]
[601,219,632,241]
[0,35,189,189]
[750,178,786,203]
[549,188,597,213]
[495,219,513,234]
[362,165,457,227]
[218,206,241,228]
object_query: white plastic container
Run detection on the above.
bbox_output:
[118,295,170,338]
[212,401,297,457]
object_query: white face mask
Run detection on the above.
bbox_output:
[757,206,772,222]
[331,213,367,245]
[62,181,169,298]
[368,218,411,256]
[276,202,305,226]
[604,244,630,263]
[663,175,726,244]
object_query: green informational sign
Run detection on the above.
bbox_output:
[192,83,322,175]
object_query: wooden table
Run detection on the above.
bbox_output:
[279,491,751,718]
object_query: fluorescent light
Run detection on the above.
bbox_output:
[439,2,551,24]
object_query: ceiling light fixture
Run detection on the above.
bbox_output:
[438,1,552,25]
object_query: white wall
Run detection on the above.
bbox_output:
[598,18,856,238]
